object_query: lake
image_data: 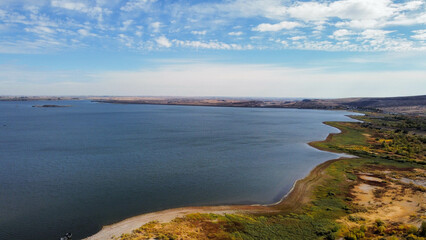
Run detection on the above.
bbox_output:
[0,100,359,239]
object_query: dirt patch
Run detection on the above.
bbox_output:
[340,168,426,232]
[358,175,384,183]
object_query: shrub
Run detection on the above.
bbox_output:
[406,233,418,240]
[344,231,357,240]
[420,221,426,237]
[406,225,418,235]
[375,219,385,227]
[348,215,364,222]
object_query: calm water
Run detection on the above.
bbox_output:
[0,100,359,240]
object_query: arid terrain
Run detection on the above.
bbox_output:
[90,95,426,116]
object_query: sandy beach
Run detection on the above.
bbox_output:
[84,205,266,240]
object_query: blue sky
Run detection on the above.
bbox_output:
[0,0,425,97]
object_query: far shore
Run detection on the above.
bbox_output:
[84,123,352,240]
[1,95,425,115]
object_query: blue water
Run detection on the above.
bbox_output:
[0,100,359,240]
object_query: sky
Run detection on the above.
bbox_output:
[0,0,425,98]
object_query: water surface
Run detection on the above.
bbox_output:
[0,100,359,239]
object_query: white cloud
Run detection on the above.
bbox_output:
[120,0,157,12]
[0,38,67,54]
[173,40,247,50]
[387,12,426,26]
[180,0,425,33]
[288,0,393,22]
[191,30,207,35]
[120,20,133,31]
[228,31,243,36]
[313,22,326,31]
[1,0,426,53]
[135,25,143,37]
[287,2,330,21]
[287,0,425,30]
[335,19,380,29]
[150,21,161,32]
[329,29,355,40]
[156,36,172,48]
[51,1,88,12]
[289,36,306,41]
[412,29,426,40]
[51,0,111,21]
[359,29,394,39]
[118,34,134,47]
[0,9,6,18]
[252,21,302,32]
[78,28,96,37]
[187,0,287,20]
[395,0,424,11]
[25,26,55,35]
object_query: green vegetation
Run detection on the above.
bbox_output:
[355,114,426,132]
[118,113,425,240]
[311,121,369,155]
[312,115,425,164]
[354,113,426,163]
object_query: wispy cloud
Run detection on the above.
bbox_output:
[412,29,426,40]
[252,21,302,32]
[51,0,111,22]
[120,0,157,12]
[191,30,207,35]
[289,36,307,41]
[150,21,161,33]
[329,29,355,40]
[172,40,250,50]
[0,0,425,53]
[156,36,172,48]
[228,31,243,36]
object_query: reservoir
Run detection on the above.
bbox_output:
[0,100,359,239]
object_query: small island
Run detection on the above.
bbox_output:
[32,105,71,108]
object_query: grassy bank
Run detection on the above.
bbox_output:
[116,113,425,240]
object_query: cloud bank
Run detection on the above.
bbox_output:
[1,63,424,98]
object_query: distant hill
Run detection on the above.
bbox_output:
[1,95,424,116]
[342,95,426,108]
[288,95,426,116]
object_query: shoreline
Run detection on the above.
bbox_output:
[84,122,356,240]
